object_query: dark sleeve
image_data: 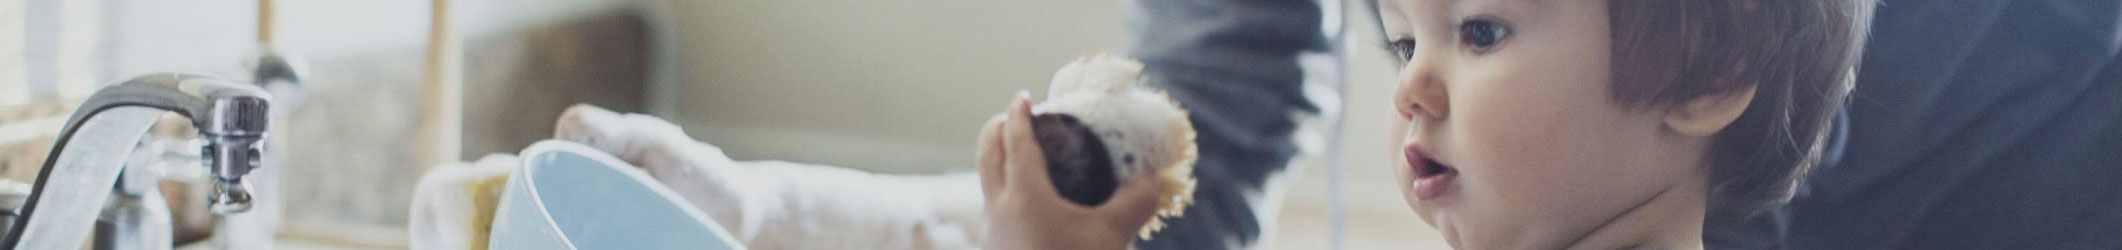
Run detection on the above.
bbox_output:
[1124,0,1331,249]
[1706,0,2122,249]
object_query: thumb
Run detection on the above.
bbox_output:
[1000,91,1056,193]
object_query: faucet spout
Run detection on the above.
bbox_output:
[203,132,264,214]
[1,74,271,250]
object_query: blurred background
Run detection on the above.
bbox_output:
[0,0,1447,249]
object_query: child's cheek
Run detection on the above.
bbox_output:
[1386,117,1415,186]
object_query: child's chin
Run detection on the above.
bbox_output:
[1417,211,1466,249]
[1409,199,1448,227]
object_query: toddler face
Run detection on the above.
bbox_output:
[1378,0,1713,249]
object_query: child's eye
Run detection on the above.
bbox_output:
[1458,18,1511,53]
[1387,38,1418,63]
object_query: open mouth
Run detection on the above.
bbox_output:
[1405,146,1456,200]
[1415,157,1454,179]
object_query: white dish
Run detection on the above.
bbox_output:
[489,140,746,250]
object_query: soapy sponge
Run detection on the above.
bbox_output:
[1030,54,1197,239]
[408,155,517,250]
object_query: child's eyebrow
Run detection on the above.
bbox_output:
[1516,0,1558,16]
[1496,0,1557,9]
[1465,0,1556,25]
[1373,0,1424,35]
[1377,0,1554,33]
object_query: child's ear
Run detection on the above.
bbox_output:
[1665,86,1756,137]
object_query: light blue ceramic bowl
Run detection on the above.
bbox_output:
[489,140,746,250]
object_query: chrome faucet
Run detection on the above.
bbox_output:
[0,74,271,250]
[208,51,307,249]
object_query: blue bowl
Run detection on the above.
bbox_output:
[489,140,746,250]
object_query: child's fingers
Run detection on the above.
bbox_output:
[1000,91,1055,192]
[556,104,655,165]
[555,104,621,148]
[556,104,704,176]
[976,113,1008,200]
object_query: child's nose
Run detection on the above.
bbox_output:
[1394,58,1449,122]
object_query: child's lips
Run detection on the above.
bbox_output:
[1406,146,1456,200]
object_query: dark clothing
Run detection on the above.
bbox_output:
[1126,0,1331,249]
[1708,0,2122,249]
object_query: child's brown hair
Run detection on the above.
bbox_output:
[1606,0,1873,220]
